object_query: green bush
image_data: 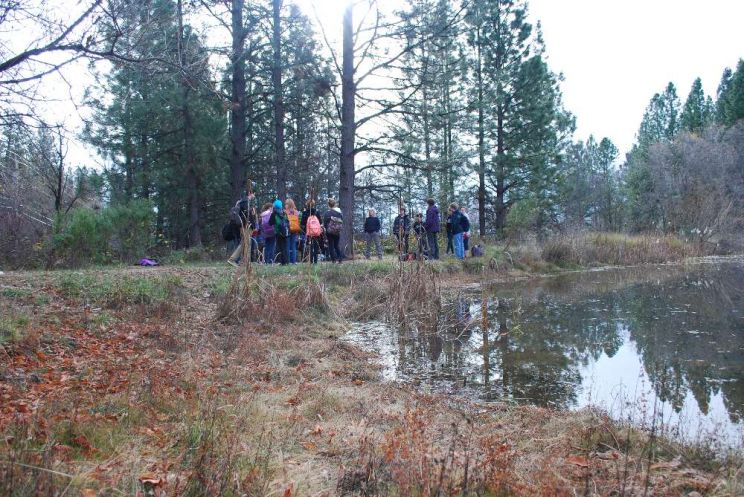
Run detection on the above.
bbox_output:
[51,200,155,267]
[505,199,539,241]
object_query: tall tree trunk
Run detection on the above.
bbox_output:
[230,0,247,202]
[420,33,433,198]
[273,0,287,199]
[124,135,134,199]
[178,0,201,247]
[476,25,487,237]
[495,107,506,232]
[423,85,433,198]
[339,3,355,257]
[140,133,150,199]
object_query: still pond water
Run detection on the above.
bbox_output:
[345,258,744,447]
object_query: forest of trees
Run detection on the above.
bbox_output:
[1,0,743,268]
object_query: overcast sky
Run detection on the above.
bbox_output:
[294,0,744,157]
[39,0,744,167]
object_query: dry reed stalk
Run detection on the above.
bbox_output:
[387,257,442,328]
[216,226,254,323]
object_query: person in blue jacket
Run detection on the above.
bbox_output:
[449,203,467,260]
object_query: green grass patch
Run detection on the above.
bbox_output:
[1,287,33,299]
[50,272,184,307]
[0,313,30,344]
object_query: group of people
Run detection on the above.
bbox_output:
[362,199,470,261]
[224,193,473,266]
[226,194,346,266]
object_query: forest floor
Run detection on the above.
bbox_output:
[1,259,742,496]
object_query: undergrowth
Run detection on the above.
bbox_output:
[541,232,697,266]
[49,272,184,308]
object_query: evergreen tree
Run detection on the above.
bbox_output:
[465,0,572,234]
[637,82,681,149]
[680,77,713,133]
[85,0,224,248]
[716,59,744,126]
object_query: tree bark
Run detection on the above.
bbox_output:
[178,0,201,247]
[230,0,247,202]
[339,3,355,257]
[273,0,287,199]
[476,23,487,237]
[495,107,506,231]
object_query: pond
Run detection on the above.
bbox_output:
[344,258,744,447]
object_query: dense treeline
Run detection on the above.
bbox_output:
[0,0,743,268]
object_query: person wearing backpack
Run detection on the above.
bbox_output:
[259,202,277,264]
[302,200,323,264]
[270,199,289,265]
[363,208,383,260]
[285,198,301,264]
[323,198,343,263]
[227,191,256,267]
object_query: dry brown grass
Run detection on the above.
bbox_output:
[541,232,699,267]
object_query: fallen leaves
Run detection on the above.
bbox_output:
[566,454,590,468]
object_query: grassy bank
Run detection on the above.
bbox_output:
[1,257,740,496]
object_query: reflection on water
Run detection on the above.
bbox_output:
[345,259,744,445]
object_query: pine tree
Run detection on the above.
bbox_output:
[465,0,572,234]
[716,59,744,126]
[85,0,224,248]
[680,77,713,133]
[637,82,681,149]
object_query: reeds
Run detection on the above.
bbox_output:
[541,232,698,267]
[216,227,331,324]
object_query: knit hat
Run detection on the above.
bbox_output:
[273,199,283,210]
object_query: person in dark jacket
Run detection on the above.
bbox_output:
[392,207,411,255]
[449,203,466,260]
[227,191,256,266]
[412,213,427,258]
[445,212,454,255]
[363,208,383,260]
[460,206,471,253]
[323,198,344,263]
[424,198,440,260]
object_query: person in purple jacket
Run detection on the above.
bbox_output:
[424,198,441,260]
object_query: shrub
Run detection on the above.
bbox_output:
[505,199,539,241]
[51,200,155,267]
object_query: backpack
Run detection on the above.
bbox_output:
[471,244,484,257]
[260,210,275,238]
[288,212,301,234]
[278,214,290,237]
[222,223,235,241]
[306,215,322,237]
[229,205,242,226]
[327,215,343,236]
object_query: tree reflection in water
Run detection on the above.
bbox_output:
[345,260,744,442]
